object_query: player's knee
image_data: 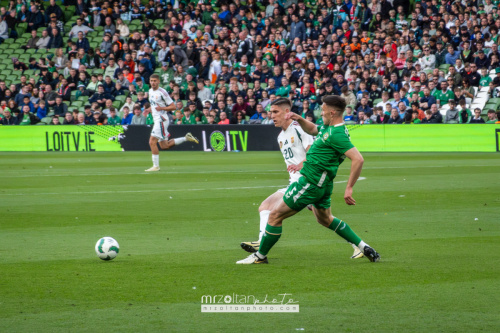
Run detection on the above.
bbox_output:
[161,141,174,150]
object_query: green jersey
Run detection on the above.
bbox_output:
[479,76,492,87]
[136,84,150,93]
[19,114,31,125]
[276,85,291,97]
[182,114,197,124]
[300,124,354,187]
[107,115,122,125]
[434,89,455,105]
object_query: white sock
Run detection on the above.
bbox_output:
[256,251,266,259]
[174,137,187,145]
[358,241,368,252]
[258,210,271,242]
[152,154,159,167]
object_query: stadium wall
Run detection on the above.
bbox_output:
[0,125,499,152]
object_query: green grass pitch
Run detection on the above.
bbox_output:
[0,151,499,332]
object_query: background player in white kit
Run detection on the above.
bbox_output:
[145,74,199,172]
[240,98,363,259]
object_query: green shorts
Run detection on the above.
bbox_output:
[283,176,333,212]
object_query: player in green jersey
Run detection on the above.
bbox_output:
[237,95,380,264]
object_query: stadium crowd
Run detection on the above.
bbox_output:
[1,0,500,126]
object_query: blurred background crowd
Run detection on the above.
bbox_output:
[1,0,500,126]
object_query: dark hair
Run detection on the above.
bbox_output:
[322,95,346,113]
[270,97,292,109]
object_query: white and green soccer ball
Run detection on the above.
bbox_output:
[95,237,120,261]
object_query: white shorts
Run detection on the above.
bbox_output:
[151,121,170,141]
[277,187,288,194]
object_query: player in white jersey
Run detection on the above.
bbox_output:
[240,98,363,259]
[145,74,199,172]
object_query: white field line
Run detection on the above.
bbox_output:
[0,164,496,178]
[0,170,284,178]
[0,178,365,196]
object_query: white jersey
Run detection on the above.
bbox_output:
[277,121,314,184]
[149,87,174,123]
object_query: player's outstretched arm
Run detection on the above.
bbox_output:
[156,103,176,112]
[343,147,364,205]
[284,113,319,136]
[164,103,177,111]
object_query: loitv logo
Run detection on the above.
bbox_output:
[202,130,248,152]
[45,131,95,151]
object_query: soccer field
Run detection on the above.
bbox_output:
[0,151,499,332]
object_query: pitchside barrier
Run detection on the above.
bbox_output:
[0,124,499,152]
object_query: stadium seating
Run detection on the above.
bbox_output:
[0,0,497,126]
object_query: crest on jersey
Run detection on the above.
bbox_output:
[291,136,294,143]
[323,133,329,141]
[279,141,283,148]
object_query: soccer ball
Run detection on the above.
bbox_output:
[95,237,120,261]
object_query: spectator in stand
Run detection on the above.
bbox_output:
[470,109,485,124]
[0,0,495,128]
[121,106,133,125]
[89,85,113,108]
[47,28,63,48]
[356,111,372,124]
[69,18,94,39]
[26,5,44,33]
[388,109,403,124]
[18,105,39,125]
[486,110,498,123]
[0,15,8,44]
[51,116,61,125]
[63,112,77,125]
[430,104,443,123]
[36,30,51,49]
[24,30,39,50]
[231,96,251,118]
[218,111,230,124]
[0,109,16,125]
[53,97,68,117]
[131,106,146,125]
[76,112,85,125]
[12,57,27,72]
[444,100,459,123]
[107,108,121,125]
[83,106,96,124]
[36,100,48,119]
[421,110,434,124]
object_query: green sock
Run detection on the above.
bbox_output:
[258,224,282,256]
[328,218,362,246]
